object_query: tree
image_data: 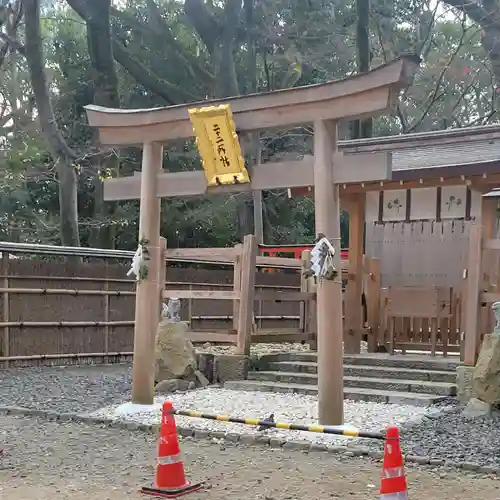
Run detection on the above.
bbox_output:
[2,0,500,250]
[443,0,500,93]
[24,0,80,246]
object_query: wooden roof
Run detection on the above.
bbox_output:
[335,125,500,193]
[84,56,419,145]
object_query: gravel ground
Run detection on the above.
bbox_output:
[2,415,500,500]
[3,361,500,468]
[89,388,436,448]
[0,364,132,413]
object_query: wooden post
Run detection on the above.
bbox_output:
[236,234,256,355]
[233,243,243,332]
[2,251,9,366]
[158,237,167,317]
[344,194,365,354]
[366,258,381,353]
[313,120,344,425]
[301,250,317,350]
[463,224,482,366]
[308,275,318,349]
[103,261,110,360]
[480,196,497,334]
[300,251,308,332]
[131,142,163,405]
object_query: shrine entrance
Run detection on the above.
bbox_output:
[85,55,420,425]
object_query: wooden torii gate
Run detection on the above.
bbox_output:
[84,55,419,425]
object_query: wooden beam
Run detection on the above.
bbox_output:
[163,289,238,300]
[85,57,419,145]
[103,152,392,201]
[166,247,239,260]
[340,174,500,194]
[253,291,315,301]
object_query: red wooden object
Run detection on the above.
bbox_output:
[259,244,348,272]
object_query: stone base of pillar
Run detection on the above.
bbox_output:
[214,354,249,383]
[456,365,476,403]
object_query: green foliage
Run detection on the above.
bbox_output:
[0,0,499,249]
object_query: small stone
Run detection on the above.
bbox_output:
[405,455,429,465]
[462,398,492,419]
[283,441,309,451]
[429,459,445,466]
[178,427,194,437]
[309,443,328,453]
[461,462,480,471]
[239,434,257,445]
[194,429,210,439]
[269,438,285,448]
[254,435,271,446]
[478,465,500,474]
[155,379,191,393]
[194,370,210,387]
[350,446,370,456]
[210,431,226,440]
[328,446,347,454]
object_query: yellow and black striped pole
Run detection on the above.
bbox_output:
[167,407,385,440]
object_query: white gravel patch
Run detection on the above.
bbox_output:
[89,387,441,447]
[195,341,368,356]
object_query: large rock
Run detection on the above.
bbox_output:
[155,320,197,383]
[473,333,500,405]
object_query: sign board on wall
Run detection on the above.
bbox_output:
[440,186,466,219]
[365,186,478,221]
[410,187,437,220]
[382,189,406,221]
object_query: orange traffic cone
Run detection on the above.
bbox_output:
[141,401,202,498]
[380,426,408,499]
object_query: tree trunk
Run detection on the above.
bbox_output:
[184,0,254,241]
[85,0,120,248]
[24,0,80,246]
[351,0,372,139]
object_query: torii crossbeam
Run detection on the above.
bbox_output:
[85,55,420,425]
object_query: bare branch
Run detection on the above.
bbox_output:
[407,18,472,132]
[112,39,199,104]
[110,5,215,85]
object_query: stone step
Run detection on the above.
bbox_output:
[259,352,460,372]
[266,361,457,383]
[223,380,449,406]
[248,371,456,396]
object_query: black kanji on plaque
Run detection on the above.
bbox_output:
[220,156,231,167]
[213,123,221,136]
[217,145,226,154]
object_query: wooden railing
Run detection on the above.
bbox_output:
[0,239,366,367]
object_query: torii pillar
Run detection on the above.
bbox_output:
[84,54,420,422]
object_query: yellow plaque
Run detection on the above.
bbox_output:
[188,104,249,187]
